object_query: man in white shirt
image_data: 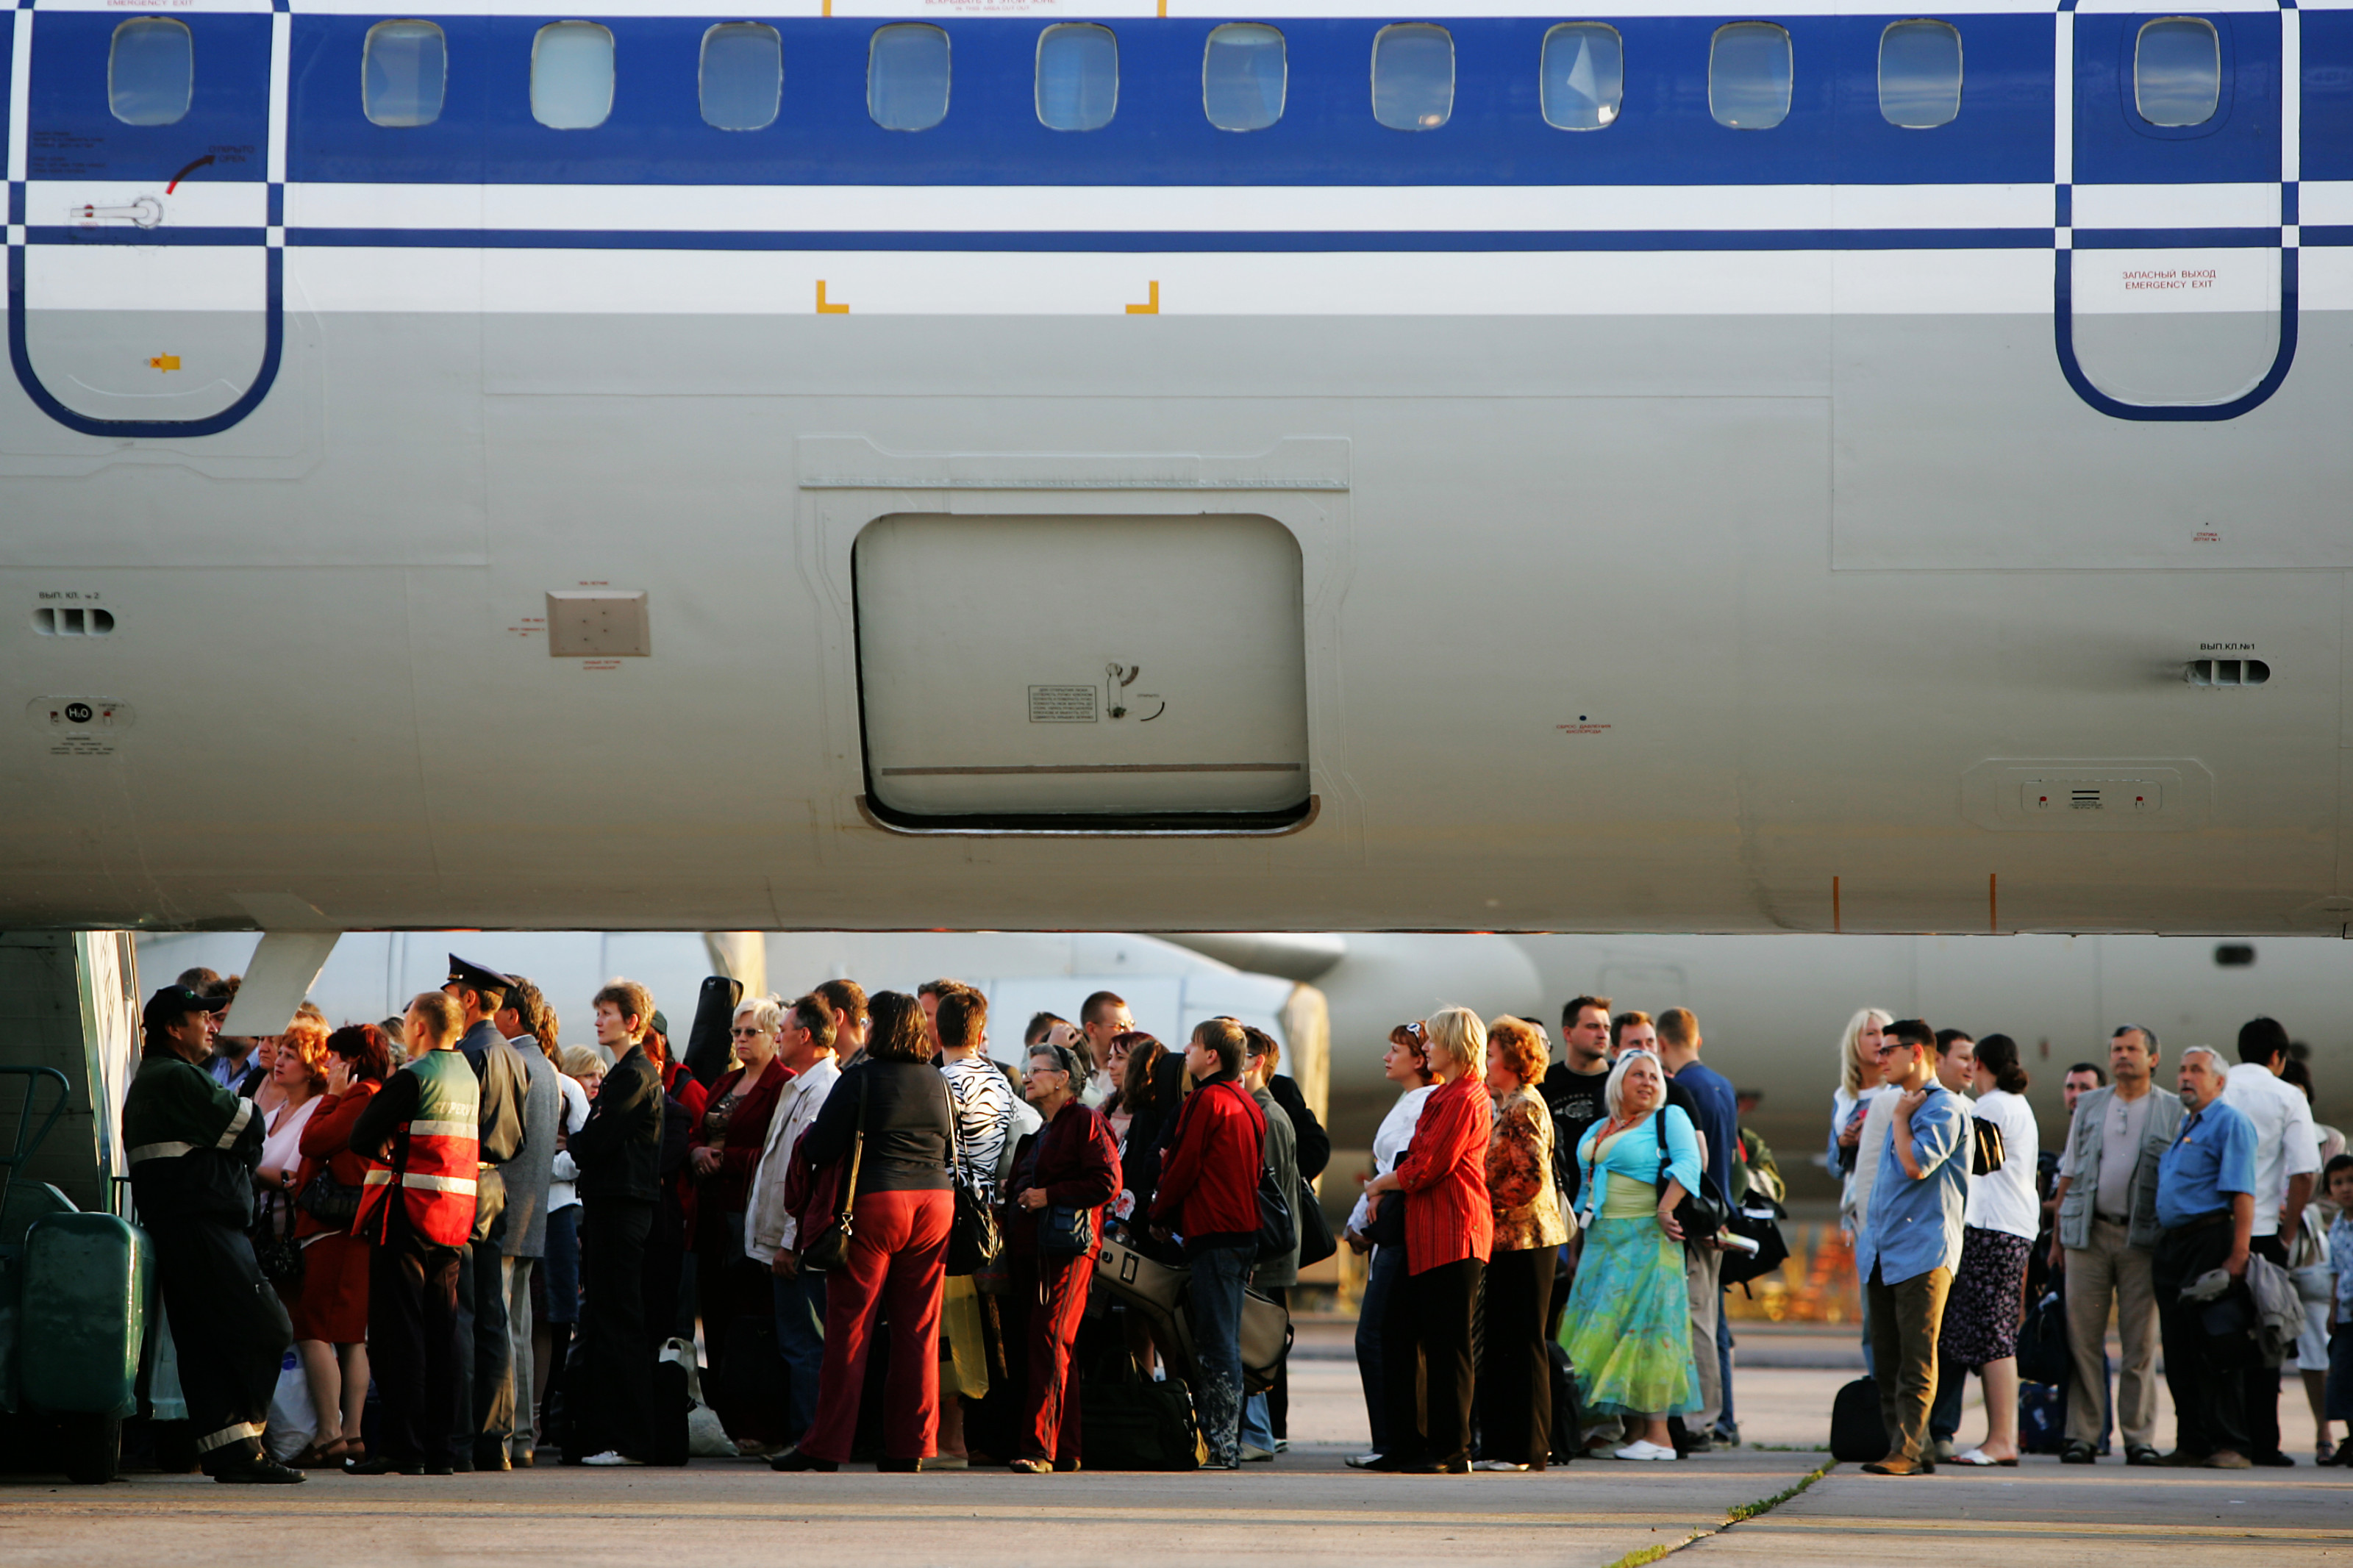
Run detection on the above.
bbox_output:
[743,994,840,1453]
[2220,1016,2320,1467]
[1077,991,1133,1109]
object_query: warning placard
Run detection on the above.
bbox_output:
[1028,685,1098,723]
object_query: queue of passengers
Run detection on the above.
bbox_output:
[1829,1010,2346,1473]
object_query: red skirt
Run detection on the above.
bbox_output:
[293,1230,371,1343]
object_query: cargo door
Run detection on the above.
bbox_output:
[10,4,281,435]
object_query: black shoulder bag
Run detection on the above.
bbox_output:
[946,1084,1004,1276]
[799,1075,866,1273]
[1656,1109,1727,1242]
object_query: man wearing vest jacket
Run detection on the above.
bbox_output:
[443,954,532,1472]
[346,991,481,1475]
[124,985,304,1484]
[1149,1017,1267,1470]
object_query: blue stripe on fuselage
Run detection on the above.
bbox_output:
[282,15,2057,188]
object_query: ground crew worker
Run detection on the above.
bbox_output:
[125,984,304,1484]
[346,991,481,1475]
[444,953,531,1471]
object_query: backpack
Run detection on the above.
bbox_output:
[1829,1375,1888,1462]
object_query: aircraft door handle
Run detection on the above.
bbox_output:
[69,197,163,229]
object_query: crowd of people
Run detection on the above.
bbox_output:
[117,958,2352,1484]
[1830,1009,2346,1474]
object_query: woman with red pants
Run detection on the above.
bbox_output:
[771,992,956,1472]
[1004,1039,1121,1473]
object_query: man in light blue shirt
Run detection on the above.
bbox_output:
[2152,1045,2257,1468]
[1855,1018,1968,1476]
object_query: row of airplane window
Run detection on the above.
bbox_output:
[105,15,2227,139]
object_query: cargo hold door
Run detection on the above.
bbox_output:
[10,2,281,436]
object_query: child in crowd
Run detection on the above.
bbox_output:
[2325,1155,2353,1465]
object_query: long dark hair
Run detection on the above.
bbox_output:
[326,1023,393,1084]
[865,991,931,1063]
[1972,1033,2030,1094]
[1116,1031,1166,1112]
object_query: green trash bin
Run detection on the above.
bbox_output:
[21,1211,151,1483]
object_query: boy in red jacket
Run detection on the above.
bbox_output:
[1150,1017,1265,1469]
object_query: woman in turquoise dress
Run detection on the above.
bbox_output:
[1559,1048,1702,1461]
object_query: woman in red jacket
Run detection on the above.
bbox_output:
[1363,1007,1493,1473]
[1004,1039,1121,1473]
[689,996,794,1448]
[291,1023,393,1464]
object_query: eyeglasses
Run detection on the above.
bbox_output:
[730,1026,765,1038]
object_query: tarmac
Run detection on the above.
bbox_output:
[4,1324,2346,1567]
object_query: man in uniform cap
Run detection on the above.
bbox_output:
[124,986,303,1483]
[443,954,534,1472]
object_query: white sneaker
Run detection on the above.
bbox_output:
[1613,1441,1675,1462]
[1240,1445,1277,1463]
[582,1451,644,1467]
[1474,1459,1531,1472]
[1344,1451,1385,1469]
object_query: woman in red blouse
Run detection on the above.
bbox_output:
[1363,1007,1493,1473]
[291,1023,393,1464]
[689,998,794,1449]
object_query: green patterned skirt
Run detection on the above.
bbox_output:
[1557,1215,1700,1417]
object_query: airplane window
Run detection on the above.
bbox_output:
[700,22,781,131]
[363,21,448,128]
[532,21,615,129]
[109,18,193,127]
[1710,21,1792,130]
[1540,23,1623,131]
[1878,21,1961,128]
[1372,23,1453,130]
[2135,17,2219,127]
[868,24,949,131]
[1204,23,1285,132]
[1038,23,1117,131]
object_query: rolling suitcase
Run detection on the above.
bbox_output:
[1829,1375,1888,1462]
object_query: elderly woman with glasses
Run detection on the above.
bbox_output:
[1559,1048,1703,1461]
[1001,1039,1121,1473]
[688,995,796,1450]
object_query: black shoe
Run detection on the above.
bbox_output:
[2126,1445,2163,1467]
[1682,1434,1715,1454]
[343,1456,418,1477]
[1712,1425,1740,1449]
[2254,1451,2297,1467]
[424,1464,455,1476]
[212,1458,306,1485]
[2060,1441,2097,1465]
[877,1456,924,1472]
[474,1443,513,1472]
[768,1447,838,1473]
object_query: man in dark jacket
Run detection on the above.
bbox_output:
[563,978,665,1466]
[124,986,302,1484]
[444,954,532,1471]
[1150,1018,1266,1470]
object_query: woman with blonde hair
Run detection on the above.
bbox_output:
[1477,1016,1569,1469]
[1831,1009,1894,1228]
[1363,1007,1493,1473]
[1559,1048,1702,1461]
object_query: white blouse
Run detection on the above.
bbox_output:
[1346,1084,1436,1236]
[1963,1087,2041,1240]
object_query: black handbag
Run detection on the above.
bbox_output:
[945,1093,1004,1276]
[1718,1206,1791,1289]
[1039,1202,1094,1256]
[1656,1111,1727,1242]
[296,1166,363,1225]
[1365,1131,1411,1247]
[250,1190,305,1288]
[1293,1173,1337,1268]
[1971,1114,2007,1175]
[799,1077,866,1274]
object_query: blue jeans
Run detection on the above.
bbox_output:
[773,1268,829,1446]
[1714,1293,1736,1439]
[1355,1244,1405,1453]
[1188,1244,1254,1466]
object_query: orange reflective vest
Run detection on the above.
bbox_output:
[357,1048,481,1247]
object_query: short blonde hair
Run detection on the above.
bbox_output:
[1421,1007,1486,1075]
[1604,1048,1667,1120]
[734,995,785,1034]
[407,991,463,1048]
[559,1045,605,1080]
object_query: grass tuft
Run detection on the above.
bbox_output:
[1596,1461,1835,1568]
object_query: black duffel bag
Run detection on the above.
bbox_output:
[1718,1205,1791,1290]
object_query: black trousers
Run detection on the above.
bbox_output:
[2240,1234,2288,1461]
[1477,1246,1557,1467]
[1382,1256,1484,1464]
[149,1211,290,1471]
[573,1198,656,1460]
[2153,1218,2251,1460]
[454,1236,513,1458]
[371,1204,466,1467]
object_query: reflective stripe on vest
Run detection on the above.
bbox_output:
[357,1049,482,1247]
